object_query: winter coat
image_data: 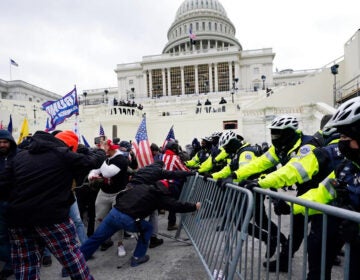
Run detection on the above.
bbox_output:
[0,130,18,172]
[115,181,196,220]
[0,131,104,226]
[129,161,192,186]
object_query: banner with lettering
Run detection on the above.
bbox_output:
[42,87,79,132]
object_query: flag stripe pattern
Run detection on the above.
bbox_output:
[162,126,175,150]
[99,124,105,137]
[133,116,154,168]
[189,28,196,45]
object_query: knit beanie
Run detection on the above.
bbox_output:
[55,130,79,152]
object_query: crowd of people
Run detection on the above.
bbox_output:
[1,97,360,279]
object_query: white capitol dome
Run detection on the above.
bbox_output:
[163,0,242,53]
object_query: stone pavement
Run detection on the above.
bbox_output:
[6,213,208,280]
[3,201,346,279]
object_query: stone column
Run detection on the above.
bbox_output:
[167,68,171,96]
[142,72,147,99]
[162,68,166,96]
[181,66,185,96]
[149,70,153,98]
[195,65,199,95]
[214,63,218,92]
[228,61,233,90]
[209,64,213,93]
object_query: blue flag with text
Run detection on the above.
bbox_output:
[42,87,79,132]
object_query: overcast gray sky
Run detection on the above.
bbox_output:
[1,0,359,95]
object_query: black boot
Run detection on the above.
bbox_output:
[264,236,278,259]
[100,239,114,251]
[263,241,289,272]
[149,236,164,248]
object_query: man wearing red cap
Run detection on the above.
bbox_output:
[88,139,129,257]
[0,130,104,280]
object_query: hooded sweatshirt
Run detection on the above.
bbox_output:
[0,129,18,171]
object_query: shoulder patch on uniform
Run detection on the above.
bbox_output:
[299,145,311,156]
[245,154,252,160]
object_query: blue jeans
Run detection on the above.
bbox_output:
[69,200,87,244]
[0,201,11,271]
[80,208,152,259]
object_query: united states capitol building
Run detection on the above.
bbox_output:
[1,0,360,146]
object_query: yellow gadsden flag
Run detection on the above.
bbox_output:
[17,118,29,144]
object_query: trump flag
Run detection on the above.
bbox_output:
[42,87,79,132]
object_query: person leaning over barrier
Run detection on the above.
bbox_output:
[204,130,260,184]
[206,130,287,259]
[241,116,343,272]
[130,160,196,248]
[287,97,360,280]
[80,161,200,267]
[185,136,212,170]
[197,131,229,174]
[221,115,315,270]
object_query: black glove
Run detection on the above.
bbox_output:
[330,179,350,206]
[273,199,291,215]
[76,146,89,154]
[239,179,259,191]
[216,177,233,190]
[338,219,359,243]
[202,173,213,181]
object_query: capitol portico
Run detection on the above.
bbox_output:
[115,0,274,101]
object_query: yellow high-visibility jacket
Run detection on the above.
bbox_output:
[212,143,258,180]
[233,133,307,183]
[197,147,228,173]
[292,171,337,215]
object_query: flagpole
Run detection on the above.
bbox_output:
[9,58,12,81]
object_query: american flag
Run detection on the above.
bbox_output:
[162,125,175,150]
[189,28,196,45]
[99,124,105,137]
[133,116,154,168]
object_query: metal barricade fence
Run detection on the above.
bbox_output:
[248,187,360,280]
[174,176,360,280]
[177,174,254,280]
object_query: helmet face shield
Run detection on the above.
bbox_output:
[271,128,297,151]
[223,138,241,154]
